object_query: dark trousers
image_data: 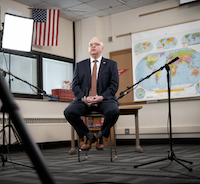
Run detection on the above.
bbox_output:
[64,99,120,138]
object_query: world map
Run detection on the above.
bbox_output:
[134,41,153,55]
[157,37,177,50]
[182,32,200,46]
[136,88,145,99]
[135,48,200,92]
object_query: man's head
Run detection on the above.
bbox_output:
[88,37,104,59]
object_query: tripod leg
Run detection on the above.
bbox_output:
[175,157,193,165]
[134,157,168,168]
[10,123,26,152]
[173,156,193,171]
[2,111,6,166]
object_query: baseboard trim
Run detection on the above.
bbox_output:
[0,141,71,153]
[1,138,199,153]
[116,138,200,145]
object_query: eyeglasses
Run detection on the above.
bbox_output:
[88,43,102,47]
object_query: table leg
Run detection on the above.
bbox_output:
[135,111,143,153]
[69,126,76,155]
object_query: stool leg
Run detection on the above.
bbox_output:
[110,126,117,162]
[69,127,76,155]
[78,136,88,162]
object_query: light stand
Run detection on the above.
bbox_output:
[118,57,193,171]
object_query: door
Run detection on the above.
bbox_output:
[110,48,133,104]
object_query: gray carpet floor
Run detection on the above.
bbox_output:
[0,144,200,184]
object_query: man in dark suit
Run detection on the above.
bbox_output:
[64,37,120,150]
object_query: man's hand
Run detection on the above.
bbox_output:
[83,96,104,107]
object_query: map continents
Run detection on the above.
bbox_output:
[182,32,200,46]
[136,88,145,99]
[196,83,200,94]
[135,48,200,91]
[157,37,177,50]
[134,41,153,55]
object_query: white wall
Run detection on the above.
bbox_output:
[117,100,200,139]
[75,0,200,139]
[15,99,71,143]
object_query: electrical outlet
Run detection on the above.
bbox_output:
[125,129,129,134]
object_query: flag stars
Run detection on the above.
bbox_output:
[33,9,47,22]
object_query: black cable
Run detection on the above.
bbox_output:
[2,51,9,72]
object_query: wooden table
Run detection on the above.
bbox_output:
[119,106,143,153]
[69,105,143,154]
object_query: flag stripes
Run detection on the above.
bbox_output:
[32,9,59,46]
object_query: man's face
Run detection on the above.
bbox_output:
[89,38,104,59]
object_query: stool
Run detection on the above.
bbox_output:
[78,111,117,162]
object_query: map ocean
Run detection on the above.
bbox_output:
[134,47,200,99]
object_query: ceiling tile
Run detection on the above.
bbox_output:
[32,2,59,9]
[121,0,139,3]
[60,11,80,19]
[103,4,132,14]
[60,10,79,18]
[70,15,86,22]
[12,0,42,6]
[69,3,99,15]
[47,0,83,9]
[79,0,94,2]
[12,0,169,21]
[127,0,157,9]
[82,10,109,18]
[88,0,122,10]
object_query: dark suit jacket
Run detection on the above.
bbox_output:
[72,57,119,101]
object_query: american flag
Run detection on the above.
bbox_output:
[32,9,59,46]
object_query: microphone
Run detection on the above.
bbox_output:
[117,91,129,100]
[40,91,47,96]
[168,57,179,65]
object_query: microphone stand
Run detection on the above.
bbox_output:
[0,68,47,96]
[118,57,193,171]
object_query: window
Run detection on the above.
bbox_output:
[43,57,73,95]
[0,51,74,98]
[0,52,37,95]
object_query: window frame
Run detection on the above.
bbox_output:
[0,49,74,99]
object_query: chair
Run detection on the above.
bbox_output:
[78,111,117,162]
